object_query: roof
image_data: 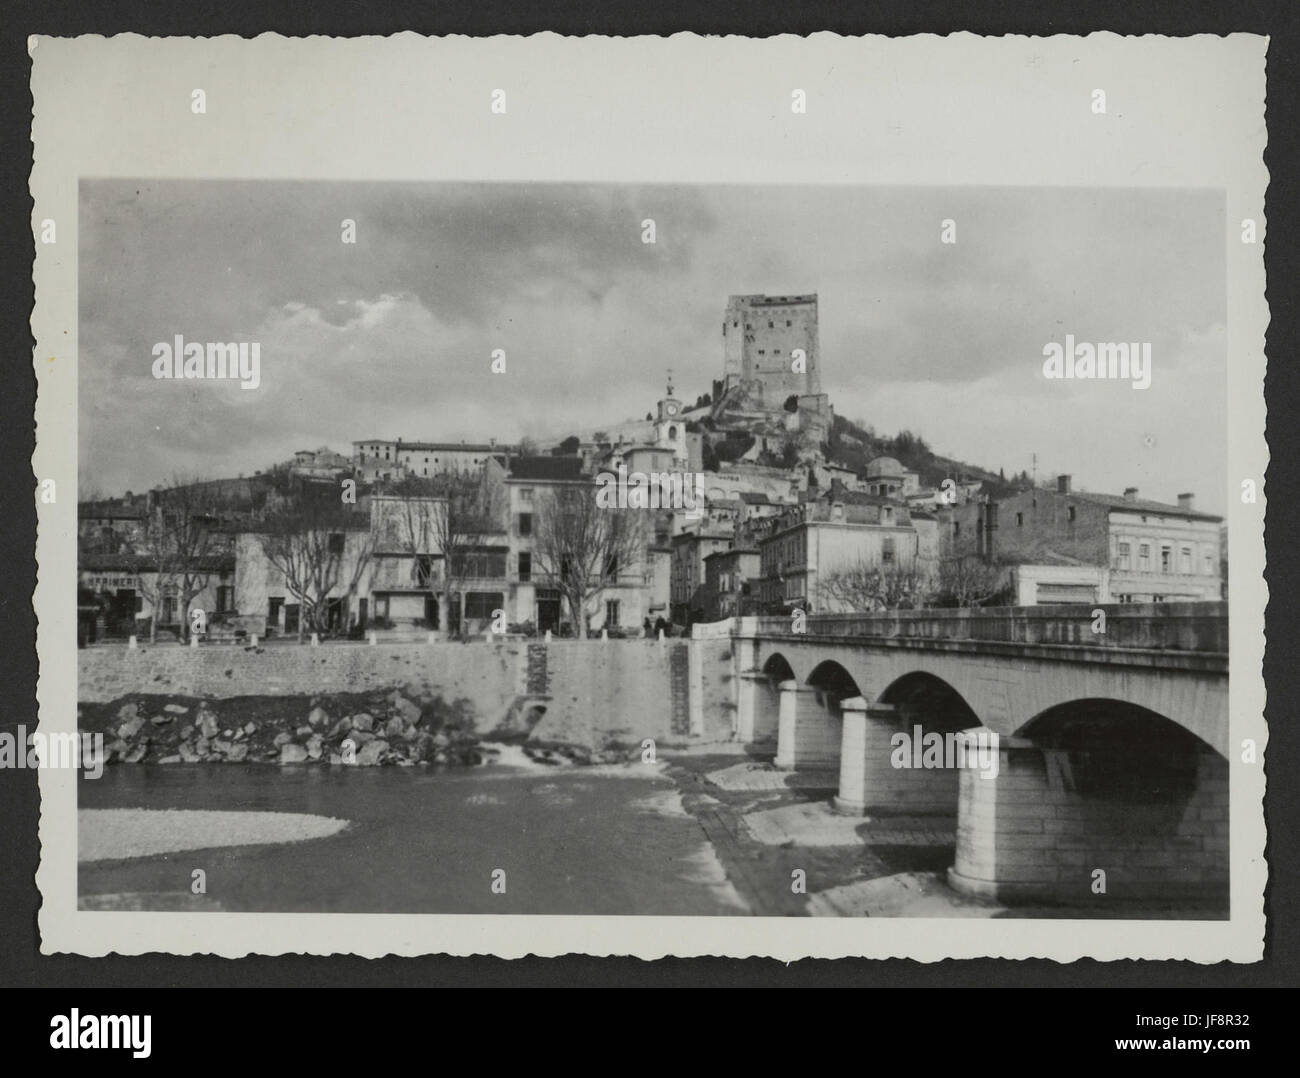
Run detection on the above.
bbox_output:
[507,456,588,482]
[79,503,145,520]
[352,439,506,453]
[79,553,236,573]
[704,546,758,560]
[864,456,904,477]
[737,491,774,504]
[1066,490,1223,522]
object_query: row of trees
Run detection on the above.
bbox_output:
[106,465,648,643]
[815,553,1012,612]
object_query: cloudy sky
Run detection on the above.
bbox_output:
[79,181,1226,513]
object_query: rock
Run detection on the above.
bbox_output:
[164,703,189,714]
[347,730,375,746]
[195,737,210,756]
[306,734,324,760]
[351,713,374,732]
[179,741,201,763]
[221,729,233,738]
[295,725,313,737]
[385,716,405,738]
[117,715,145,740]
[150,714,173,726]
[179,724,193,739]
[327,716,352,738]
[356,739,389,766]
[157,755,182,764]
[278,743,309,764]
[198,712,220,739]
[123,744,148,764]
[411,732,436,762]
[328,753,343,765]
[273,732,293,747]
[225,744,249,762]
[116,703,140,723]
[233,729,245,741]
[243,722,257,735]
[307,706,329,728]
[212,740,234,756]
[389,694,421,725]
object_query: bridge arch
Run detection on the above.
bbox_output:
[950,697,1229,908]
[848,671,991,819]
[806,659,862,703]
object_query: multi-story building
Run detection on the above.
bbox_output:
[948,474,1224,603]
[670,522,737,625]
[351,439,511,483]
[755,490,938,613]
[701,545,762,621]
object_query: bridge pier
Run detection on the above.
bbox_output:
[775,681,842,771]
[948,738,1229,907]
[736,671,781,746]
[834,702,980,816]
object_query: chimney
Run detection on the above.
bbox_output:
[1178,492,1195,511]
[984,501,998,562]
[1124,487,1139,502]
[1057,474,1071,494]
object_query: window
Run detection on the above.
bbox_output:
[1016,512,1024,527]
[1152,594,1166,603]
[605,599,620,627]
[1138,543,1151,571]
[882,537,896,564]
[1180,546,1192,573]
[416,555,436,587]
[954,521,961,538]
[786,320,792,327]
[517,552,531,582]
[328,532,345,555]
[268,596,283,625]
[882,506,894,524]
[1204,549,1215,575]
[1067,506,1076,523]
[1160,545,1172,573]
[519,488,533,504]
[1117,541,1131,571]
[517,512,532,537]
[216,585,233,613]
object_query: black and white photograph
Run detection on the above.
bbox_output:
[29,32,1268,962]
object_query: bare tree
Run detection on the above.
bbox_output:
[530,482,645,638]
[259,490,374,640]
[930,554,1010,608]
[384,467,506,637]
[127,477,235,642]
[817,554,932,612]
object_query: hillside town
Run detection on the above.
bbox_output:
[77,294,1226,647]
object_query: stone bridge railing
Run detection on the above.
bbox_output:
[741,601,1228,655]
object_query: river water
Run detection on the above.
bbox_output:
[77,755,749,915]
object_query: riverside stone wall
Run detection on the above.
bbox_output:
[77,638,732,748]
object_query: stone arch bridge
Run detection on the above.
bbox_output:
[722,603,1229,908]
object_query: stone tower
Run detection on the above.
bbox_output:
[722,293,820,402]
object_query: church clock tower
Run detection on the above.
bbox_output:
[654,371,688,462]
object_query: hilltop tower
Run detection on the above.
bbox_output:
[722,293,821,402]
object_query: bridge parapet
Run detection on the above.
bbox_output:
[743,602,1227,654]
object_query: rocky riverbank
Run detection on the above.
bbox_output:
[77,689,629,768]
